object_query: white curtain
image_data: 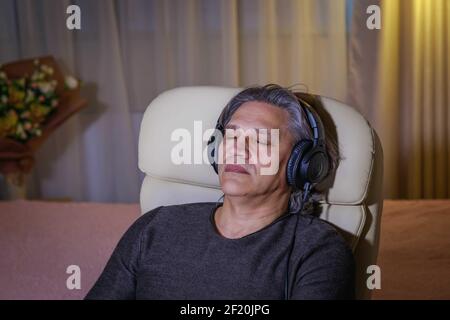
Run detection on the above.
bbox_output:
[0,0,349,203]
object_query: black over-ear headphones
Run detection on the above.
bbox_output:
[286,96,330,191]
[207,96,330,190]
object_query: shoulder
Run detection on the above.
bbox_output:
[142,202,217,218]
[138,202,217,228]
[291,215,356,299]
[119,202,217,248]
[154,202,218,215]
[296,214,354,263]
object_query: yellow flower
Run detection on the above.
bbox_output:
[0,110,18,137]
[29,103,50,123]
[9,86,25,105]
[25,90,35,103]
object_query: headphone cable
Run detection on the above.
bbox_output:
[284,182,312,300]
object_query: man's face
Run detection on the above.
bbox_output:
[217,101,294,198]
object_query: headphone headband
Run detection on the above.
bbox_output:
[296,96,326,148]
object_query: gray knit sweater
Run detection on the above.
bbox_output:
[85,202,355,300]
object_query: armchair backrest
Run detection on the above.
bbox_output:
[138,86,383,299]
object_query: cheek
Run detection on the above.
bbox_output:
[253,143,290,172]
[217,142,229,164]
[249,144,276,166]
[219,140,239,162]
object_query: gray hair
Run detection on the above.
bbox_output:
[217,84,339,214]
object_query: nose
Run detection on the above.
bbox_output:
[224,133,250,165]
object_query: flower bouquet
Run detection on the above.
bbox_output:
[0,56,87,199]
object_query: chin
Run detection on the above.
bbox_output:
[220,178,252,196]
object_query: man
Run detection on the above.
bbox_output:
[85,84,355,300]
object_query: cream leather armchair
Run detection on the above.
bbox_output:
[138,86,384,300]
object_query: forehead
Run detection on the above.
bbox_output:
[227,101,289,130]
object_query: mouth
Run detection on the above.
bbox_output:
[224,164,250,175]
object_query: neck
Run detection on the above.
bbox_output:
[214,190,291,239]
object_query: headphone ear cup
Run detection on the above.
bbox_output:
[206,136,218,174]
[302,149,330,184]
[286,140,313,189]
[207,127,223,174]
